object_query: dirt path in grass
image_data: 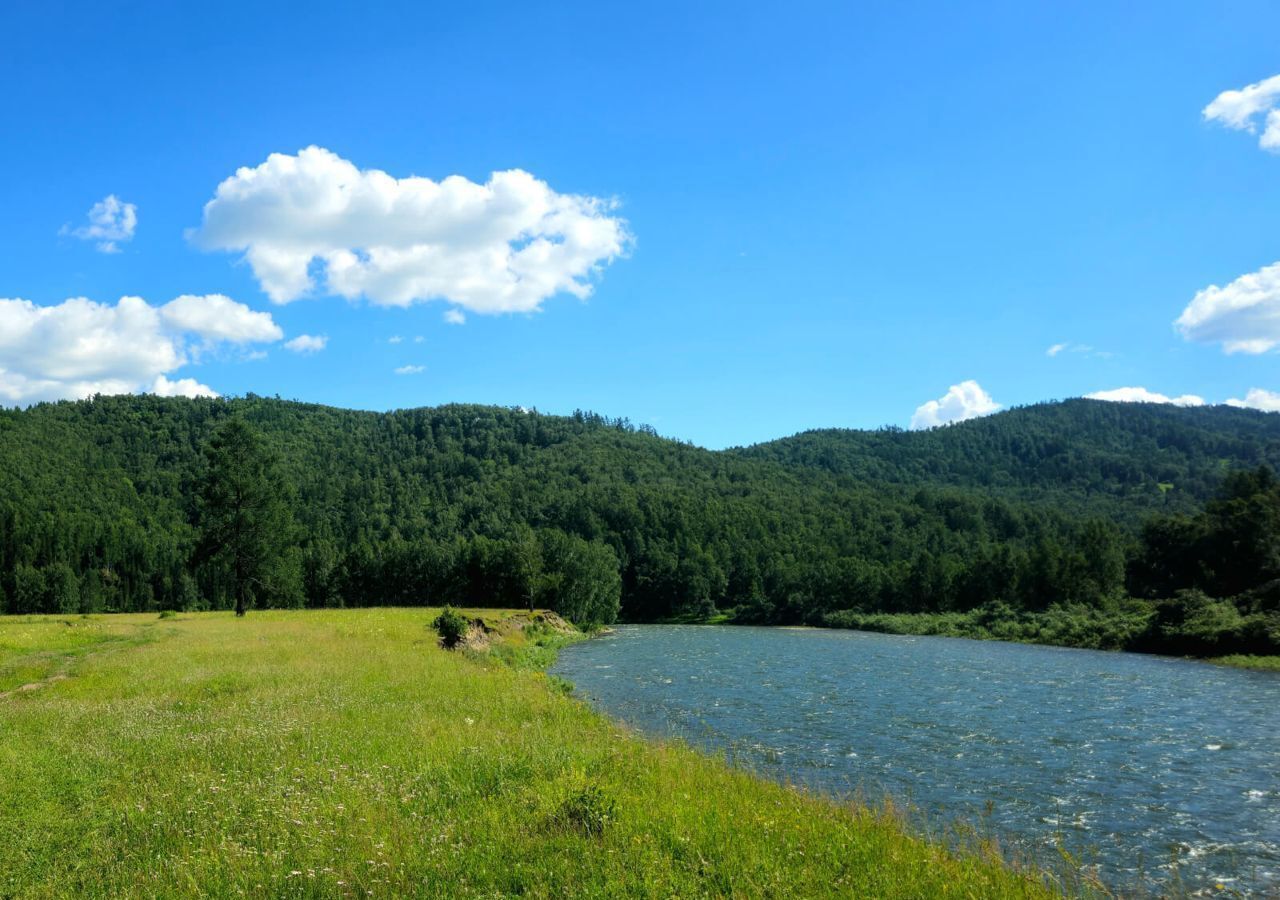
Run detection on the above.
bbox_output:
[0,619,165,701]
[0,672,69,700]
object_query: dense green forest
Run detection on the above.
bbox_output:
[1,395,1278,654]
[742,400,1280,521]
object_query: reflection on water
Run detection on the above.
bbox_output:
[552,625,1280,895]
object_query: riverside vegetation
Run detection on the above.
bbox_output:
[1,395,1279,662]
[0,609,1064,898]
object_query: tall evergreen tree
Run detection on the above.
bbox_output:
[196,418,294,616]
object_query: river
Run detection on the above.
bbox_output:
[551,625,1280,895]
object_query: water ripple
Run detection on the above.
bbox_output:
[553,625,1280,896]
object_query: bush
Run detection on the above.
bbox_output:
[432,607,469,649]
[546,675,575,695]
[554,783,615,836]
[1140,589,1246,656]
[158,609,177,619]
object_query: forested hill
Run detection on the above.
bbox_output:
[2,395,1279,634]
[740,399,1280,521]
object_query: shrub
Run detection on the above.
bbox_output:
[158,609,177,619]
[546,675,575,695]
[432,607,469,649]
[1141,589,1246,655]
[555,783,615,836]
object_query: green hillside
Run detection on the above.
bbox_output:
[740,398,1280,519]
[1,395,1278,657]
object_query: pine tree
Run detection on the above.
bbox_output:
[196,418,294,616]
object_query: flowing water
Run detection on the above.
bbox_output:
[552,625,1280,895]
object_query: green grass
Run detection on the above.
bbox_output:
[658,612,735,625]
[1208,654,1280,671]
[0,615,154,693]
[0,609,1068,898]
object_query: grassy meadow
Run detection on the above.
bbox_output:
[0,609,1067,898]
[1209,653,1280,671]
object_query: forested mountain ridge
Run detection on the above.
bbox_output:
[2,395,1278,655]
[740,399,1280,521]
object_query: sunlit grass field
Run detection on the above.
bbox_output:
[0,609,1060,898]
[1210,653,1280,671]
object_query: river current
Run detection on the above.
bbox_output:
[552,625,1280,895]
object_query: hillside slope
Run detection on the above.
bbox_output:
[1,395,1277,624]
[739,399,1280,520]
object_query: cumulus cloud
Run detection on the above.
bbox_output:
[443,309,466,325]
[160,294,283,344]
[1085,387,1206,406]
[1181,80,1280,353]
[1203,74,1280,151]
[1226,388,1280,412]
[190,146,631,314]
[62,195,138,253]
[283,334,327,354]
[394,364,425,375]
[151,374,218,399]
[388,335,403,344]
[0,294,280,404]
[1175,262,1280,354]
[910,380,1001,430]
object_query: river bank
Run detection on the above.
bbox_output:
[554,623,1280,896]
[820,606,1280,671]
[0,609,1062,897]
[657,602,1280,671]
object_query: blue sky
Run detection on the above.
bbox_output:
[2,0,1279,447]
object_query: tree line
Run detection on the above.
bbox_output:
[0,395,1277,654]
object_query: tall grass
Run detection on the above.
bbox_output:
[0,609,1065,897]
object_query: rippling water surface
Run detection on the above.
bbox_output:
[552,625,1280,895]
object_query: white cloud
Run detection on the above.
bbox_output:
[1225,388,1280,412]
[1265,110,1280,152]
[394,364,425,375]
[151,374,218,399]
[0,294,280,404]
[910,380,1001,430]
[62,195,138,253]
[283,334,327,354]
[414,334,425,342]
[1046,342,1113,359]
[1085,386,1206,406]
[191,146,631,314]
[1180,80,1280,353]
[1204,74,1280,151]
[1176,262,1280,354]
[443,309,466,325]
[160,294,283,344]
[388,335,403,344]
